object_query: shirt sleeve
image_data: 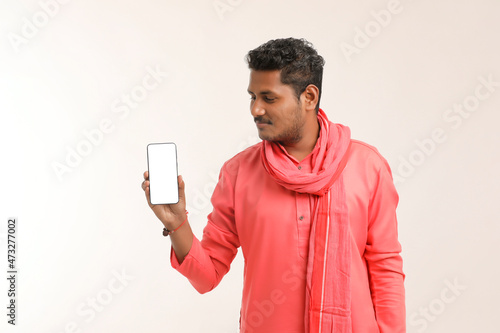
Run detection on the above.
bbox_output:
[170,161,240,294]
[364,154,406,333]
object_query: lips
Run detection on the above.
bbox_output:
[255,117,272,127]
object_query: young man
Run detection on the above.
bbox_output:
[142,38,406,333]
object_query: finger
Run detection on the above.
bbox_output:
[178,175,186,202]
[143,171,149,180]
[141,180,150,191]
[145,184,152,206]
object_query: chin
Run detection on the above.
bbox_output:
[256,130,271,141]
[258,133,277,142]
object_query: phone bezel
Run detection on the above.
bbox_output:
[146,142,179,205]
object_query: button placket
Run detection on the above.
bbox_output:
[296,192,312,259]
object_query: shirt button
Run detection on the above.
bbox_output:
[298,166,302,170]
[299,215,304,220]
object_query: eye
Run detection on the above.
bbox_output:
[264,97,275,102]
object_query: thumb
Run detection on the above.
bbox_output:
[178,175,186,202]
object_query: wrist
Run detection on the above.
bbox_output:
[161,210,187,229]
[163,211,188,236]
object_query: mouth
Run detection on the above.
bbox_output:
[255,117,272,128]
[256,122,270,129]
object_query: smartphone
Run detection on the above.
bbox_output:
[147,142,179,205]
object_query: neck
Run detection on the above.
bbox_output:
[282,118,320,162]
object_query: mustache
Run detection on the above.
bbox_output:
[254,116,272,124]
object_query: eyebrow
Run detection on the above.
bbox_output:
[247,89,274,95]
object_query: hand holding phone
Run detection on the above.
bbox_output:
[142,143,193,262]
[147,142,179,205]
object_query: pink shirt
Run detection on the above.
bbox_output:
[171,139,406,333]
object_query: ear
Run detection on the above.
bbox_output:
[301,84,319,112]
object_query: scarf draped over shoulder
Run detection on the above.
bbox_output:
[260,108,353,333]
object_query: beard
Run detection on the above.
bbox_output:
[257,103,304,145]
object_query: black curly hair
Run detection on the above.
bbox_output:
[245,37,325,112]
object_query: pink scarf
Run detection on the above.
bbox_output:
[260,108,352,332]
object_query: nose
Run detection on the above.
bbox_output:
[250,99,265,118]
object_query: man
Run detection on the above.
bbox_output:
[142,37,405,333]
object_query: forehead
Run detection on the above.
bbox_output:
[247,70,293,95]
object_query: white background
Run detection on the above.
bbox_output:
[1,0,499,332]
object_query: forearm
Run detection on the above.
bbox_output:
[162,212,194,264]
[169,220,194,264]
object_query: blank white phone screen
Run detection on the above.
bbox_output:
[147,143,179,205]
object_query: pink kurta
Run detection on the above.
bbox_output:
[171,139,406,333]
